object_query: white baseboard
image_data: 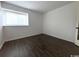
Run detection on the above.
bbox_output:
[75,40,79,46]
[5,33,42,42]
[0,41,5,49]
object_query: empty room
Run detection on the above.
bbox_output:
[0,1,79,57]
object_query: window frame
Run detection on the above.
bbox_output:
[2,8,29,26]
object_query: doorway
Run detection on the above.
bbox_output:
[77,27,79,40]
[75,20,79,46]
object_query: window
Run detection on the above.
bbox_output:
[3,9,29,26]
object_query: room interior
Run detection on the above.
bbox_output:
[0,1,79,57]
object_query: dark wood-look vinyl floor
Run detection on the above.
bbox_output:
[0,34,79,57]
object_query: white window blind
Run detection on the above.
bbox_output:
[3,8,29,26]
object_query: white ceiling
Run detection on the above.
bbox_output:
[5,1,73,13]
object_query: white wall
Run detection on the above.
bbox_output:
[0,2,4,48]
[43,2,77,43]
[0,2,2,39]
[1,2,78,44]
[3,11,43,41]
[75,2,79,46]
[1,2,43,41]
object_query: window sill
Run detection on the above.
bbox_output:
[3,25,29,27]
